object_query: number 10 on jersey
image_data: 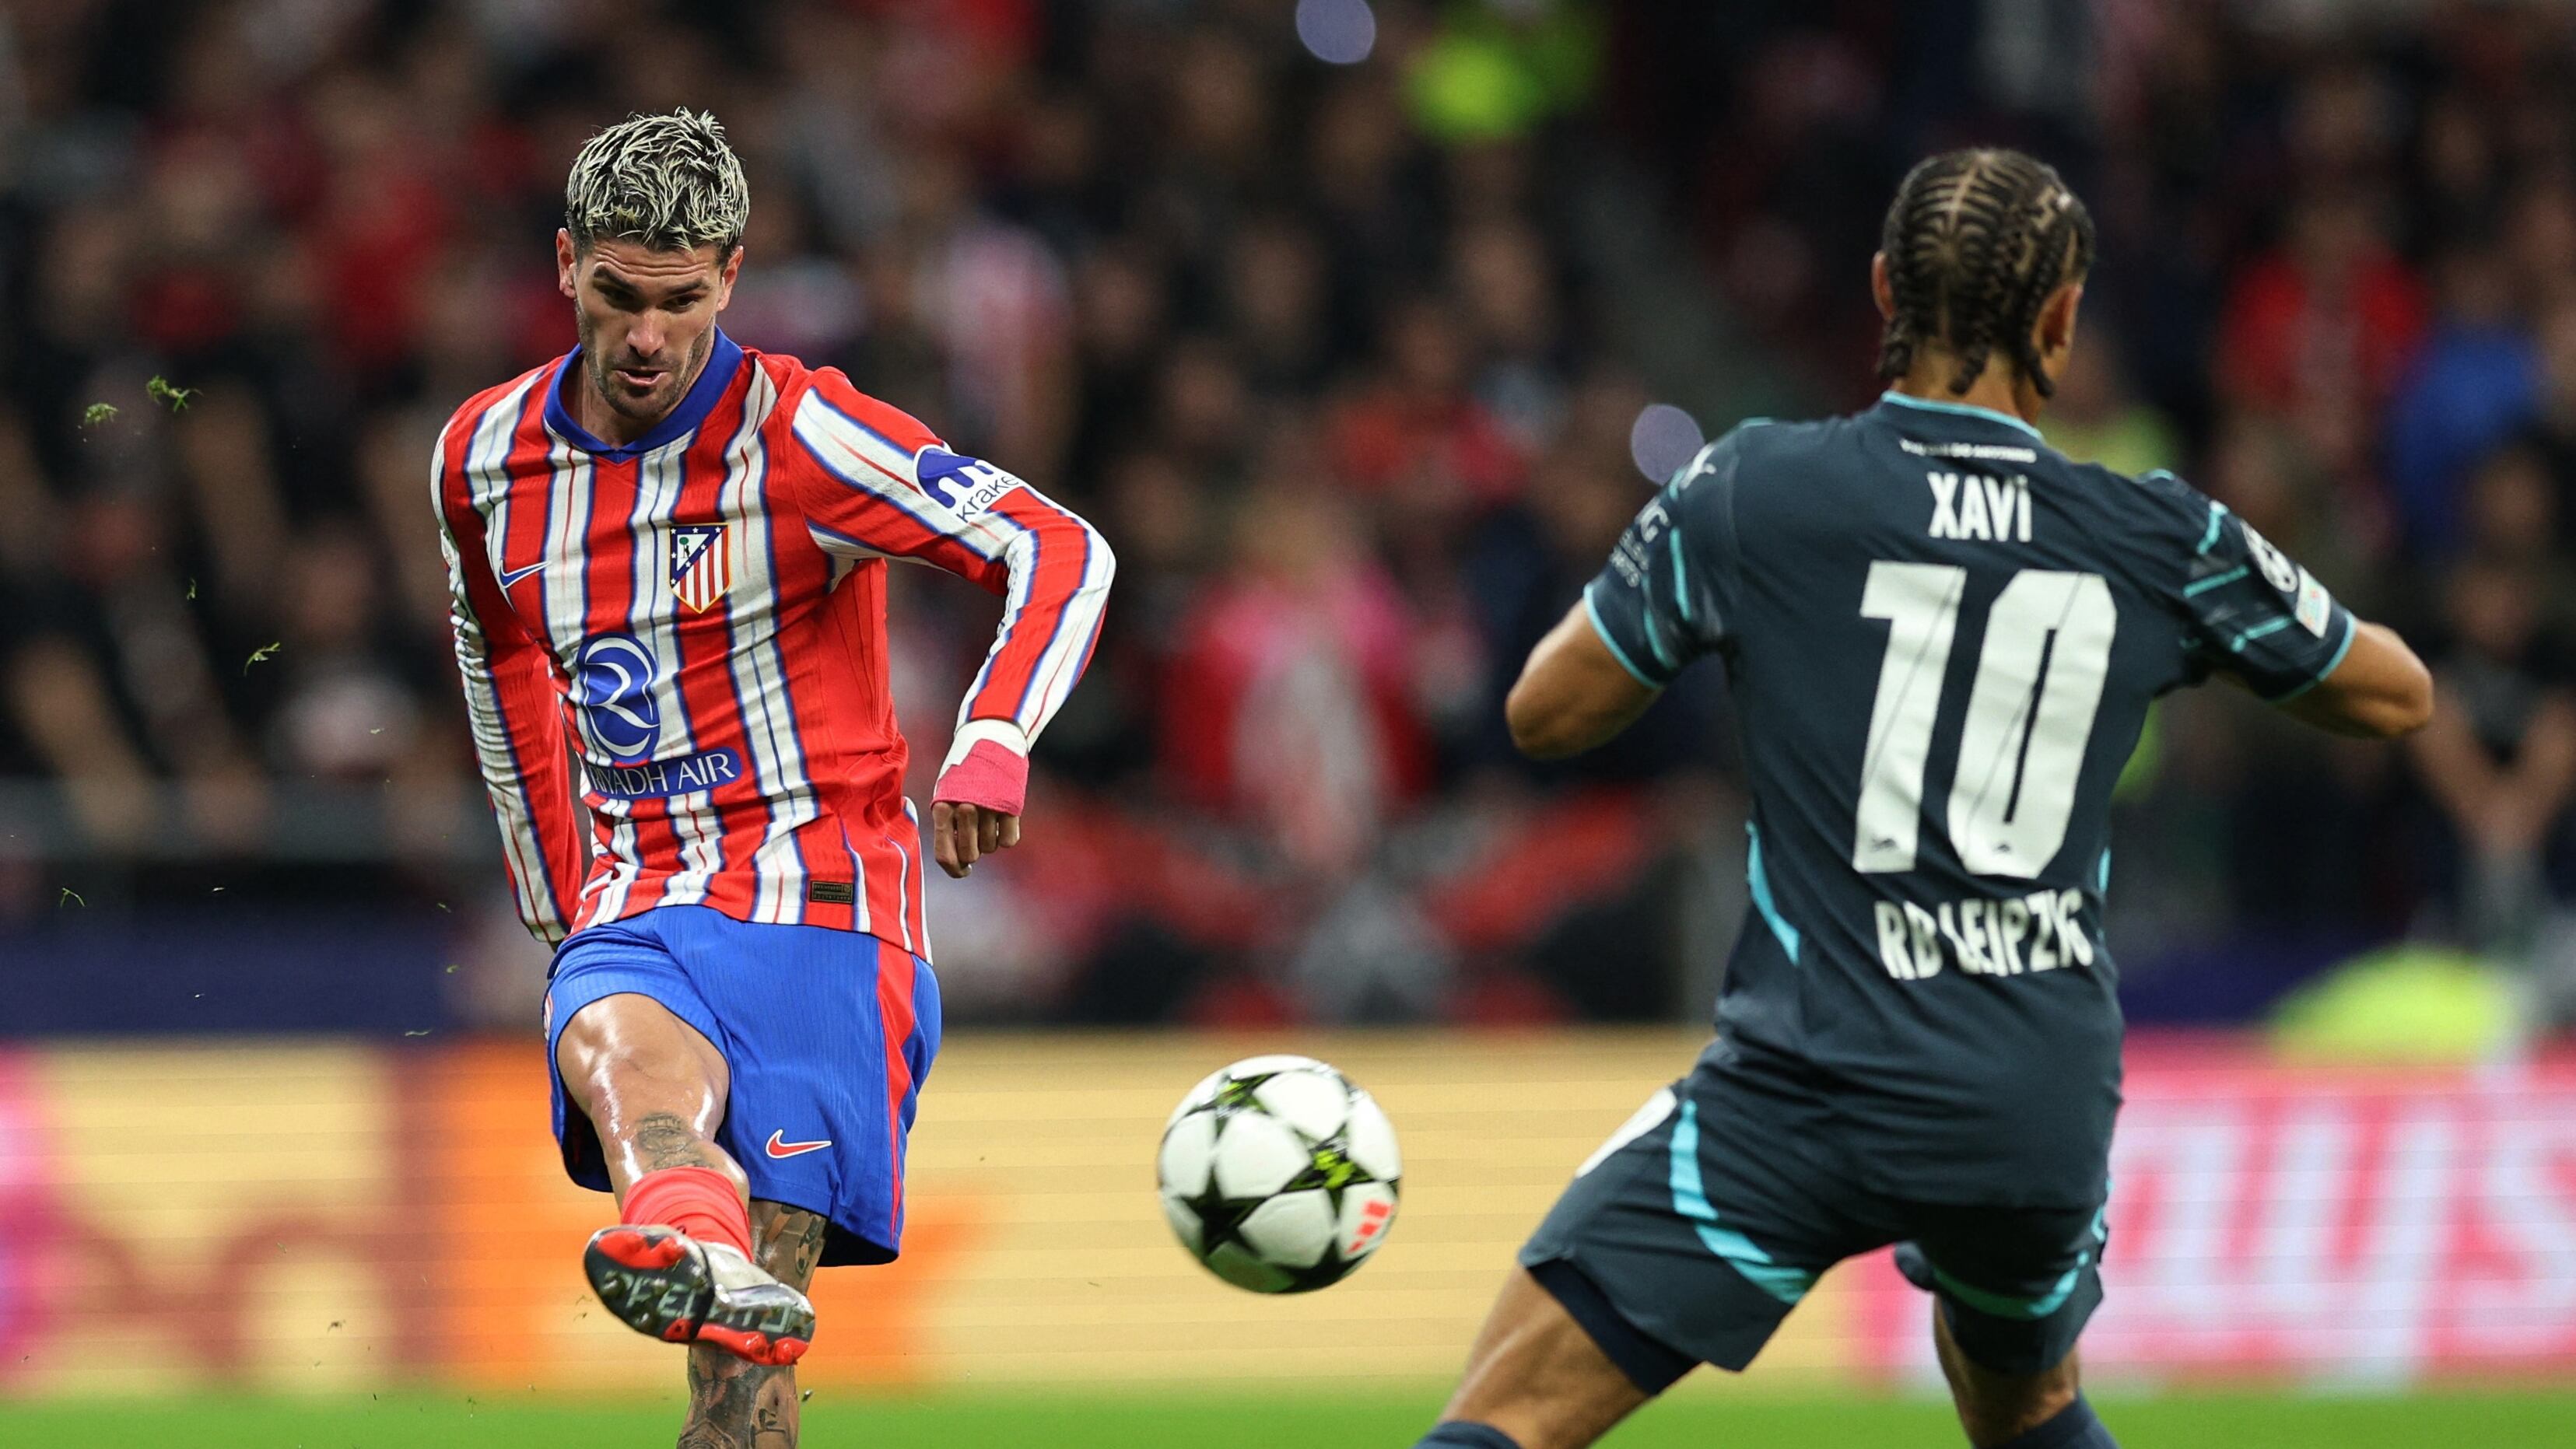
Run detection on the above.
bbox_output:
[1852,562,2115,878]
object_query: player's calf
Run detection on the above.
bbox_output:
[1933,1306,2112,1448]
[1421,1267,1651,1449]
[674,1204,829,1449]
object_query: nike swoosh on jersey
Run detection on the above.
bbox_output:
[765,1130,832,1159]
[499,561,548,588]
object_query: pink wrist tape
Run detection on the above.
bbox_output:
[934,739,1028,816]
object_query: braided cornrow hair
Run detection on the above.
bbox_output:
[1875,149,2097,398]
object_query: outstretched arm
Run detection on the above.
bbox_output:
[2157,481,2431,743]
[783,372,1114,877]
[2269,620,2432,739]
[1506,603,1660,759]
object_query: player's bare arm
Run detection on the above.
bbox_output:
[2269,621,2432,739]
[1505,607,1658,760]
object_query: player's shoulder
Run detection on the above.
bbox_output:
[1710,408,1910,481]
[763,353,941,453]
[1712,411,1843,464]
[1662,415,1822,502]
[2066,458,2223,545]
[437,357,560,459]
[1670,411,1893,530]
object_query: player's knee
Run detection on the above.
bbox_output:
[556,993,728,1104]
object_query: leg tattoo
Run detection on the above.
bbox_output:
[675,1203,829,1449]
[754,1208,829,1291]
[681,1348,797,1449]
[635,1111,718,1171]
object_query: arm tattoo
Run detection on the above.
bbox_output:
[682,1345,797,1449]
[634,1111,717,1171]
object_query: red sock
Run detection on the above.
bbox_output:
[622,1166,753,1259]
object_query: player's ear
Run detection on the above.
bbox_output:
[2039,280,2083,355]
[715,242,744,310]
[1870,251,1896,320]
[556,229,580,299]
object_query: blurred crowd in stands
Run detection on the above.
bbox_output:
[5,0,2576,1034]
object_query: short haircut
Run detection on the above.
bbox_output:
[1875,149,2096,398]
[563,108,750,258]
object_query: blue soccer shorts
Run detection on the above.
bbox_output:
[544,904,942,1267]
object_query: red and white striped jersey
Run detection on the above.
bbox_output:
[436,330,1113,955]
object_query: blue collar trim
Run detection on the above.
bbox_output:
[546,329,745,460]
[1877,390,2045,443]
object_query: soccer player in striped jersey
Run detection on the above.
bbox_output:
[1413,151,2431,1449]
[435,110,1111,1445]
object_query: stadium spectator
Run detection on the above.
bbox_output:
[2408,556,2576,957]
[2385,242,2537,557]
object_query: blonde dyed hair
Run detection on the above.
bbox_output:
[564,108,749,256]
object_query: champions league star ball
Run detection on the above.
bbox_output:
[1157,1055,1402,1293]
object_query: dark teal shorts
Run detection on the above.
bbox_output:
[1519,1044,2107,1384]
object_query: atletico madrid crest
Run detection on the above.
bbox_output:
[668,523,731,613]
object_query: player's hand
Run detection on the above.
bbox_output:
[931,800,1022,877]
[931,728,1031,877]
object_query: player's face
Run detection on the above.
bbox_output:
[556,233,742,425]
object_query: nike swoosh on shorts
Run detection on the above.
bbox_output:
[766,1131,832,1159]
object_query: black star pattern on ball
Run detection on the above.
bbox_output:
[1167,1066,1395,1293]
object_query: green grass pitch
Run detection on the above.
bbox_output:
[12,1389,2575,1448]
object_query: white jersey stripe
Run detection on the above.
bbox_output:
[887,824,916,955]
[902,797,931,964]
[443,376,567,937]
[802,393,918,483]
[717,367,821,926]
[955,502,1037,709]
[1018,493,1115,735]
[537,432,631,923]
[806,521,892,562]
[791,399,1012,562]
[636,438,720,909]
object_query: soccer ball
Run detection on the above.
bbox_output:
[1156,1054,1402,1293]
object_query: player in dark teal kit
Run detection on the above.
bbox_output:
[1412,151,2434,1449]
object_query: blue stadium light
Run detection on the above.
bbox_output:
[1628,402,1706,483]
[1295,0,1377,65]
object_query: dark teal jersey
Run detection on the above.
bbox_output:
[1586,392,2355,1206]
